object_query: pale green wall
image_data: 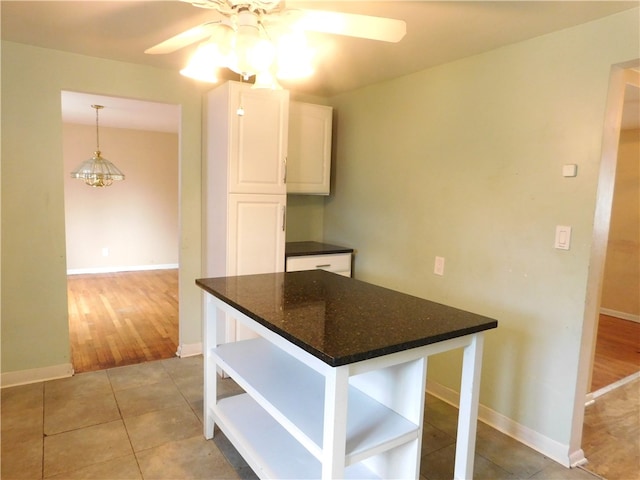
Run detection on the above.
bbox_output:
[1,42,208,373]
[285,195,325,241]
[323,9,639,449]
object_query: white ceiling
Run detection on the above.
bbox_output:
[3,1,639,130]
[60,91,181,133]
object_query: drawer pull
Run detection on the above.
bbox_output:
[316,264,331,268]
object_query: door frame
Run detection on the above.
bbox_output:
[62,91,182,371]
[568,63,640,465]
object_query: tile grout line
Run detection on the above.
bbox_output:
[107,365,147,480]
[161,357,205,425]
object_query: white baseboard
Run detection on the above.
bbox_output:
[67,263,179,275]
[600,308,640,323]
[1,363,74,388]
[568,449,588,468]
[589,370,640,400]
[426,380,578,468]
[176,342,202,358]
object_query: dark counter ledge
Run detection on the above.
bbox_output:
[196,270,497,367]
[285,241,354,257]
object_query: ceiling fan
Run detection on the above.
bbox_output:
[145,0,406,85]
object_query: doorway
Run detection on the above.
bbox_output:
[590,78,640,394]
[61,91,181,373]
[572,65,640,476]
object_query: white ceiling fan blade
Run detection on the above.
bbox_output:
[295,10,406,43]
[145,22,218,54]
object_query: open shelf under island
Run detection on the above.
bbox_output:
[197,270,498,479]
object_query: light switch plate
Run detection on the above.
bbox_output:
[555,226,572,250]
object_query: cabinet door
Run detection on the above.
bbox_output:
[229,83,289,195]
[227,194,286,276]
[226,193,286,341]
[287,102,332,195]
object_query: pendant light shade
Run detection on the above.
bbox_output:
[70,151,125,187]
[71,105,125,187]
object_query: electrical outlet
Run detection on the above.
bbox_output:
[102,247,109,257]
[434,256,445,276]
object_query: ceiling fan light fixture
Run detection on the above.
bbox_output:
[149,2,407,82]
[209,21,235,57]
[247,38,276,72]
[180,41,222,82]
[252,70,282,90]
[229,9,262,78]
[275,30,314,79]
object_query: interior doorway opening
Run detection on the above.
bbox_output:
[571,64,639,478]
[590,77,640,395]
[61,91,181,373]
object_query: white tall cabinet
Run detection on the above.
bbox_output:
[203,81,289,342]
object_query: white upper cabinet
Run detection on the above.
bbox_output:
[226,82,289,195]
[287,102,333,195]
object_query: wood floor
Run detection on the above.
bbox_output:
[67,269,179,373]
[590,314,640,392]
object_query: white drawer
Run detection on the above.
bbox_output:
[286,253,352,276]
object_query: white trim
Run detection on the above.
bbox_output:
[569,450,588,468]
[426,380,577,468]
[599,308,640,324]
[67,263,179,275]
[572,64,638,467]
[588,371,640,400]
[1,363,74,388]
[176,342,202,357]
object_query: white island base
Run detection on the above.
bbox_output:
[202,294,486,480]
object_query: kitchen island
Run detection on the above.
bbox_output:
[197,270,497,479]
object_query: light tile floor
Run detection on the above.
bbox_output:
[582,378,640,480]
[1,356,607,479]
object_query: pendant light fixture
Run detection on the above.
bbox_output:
[70,105,125,187]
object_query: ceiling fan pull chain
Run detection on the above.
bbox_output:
[237,75,245,116]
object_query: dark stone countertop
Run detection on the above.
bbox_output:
[285,241,354,258]
[196,270,498,367]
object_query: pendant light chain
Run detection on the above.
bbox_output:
[92,104,104,153]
